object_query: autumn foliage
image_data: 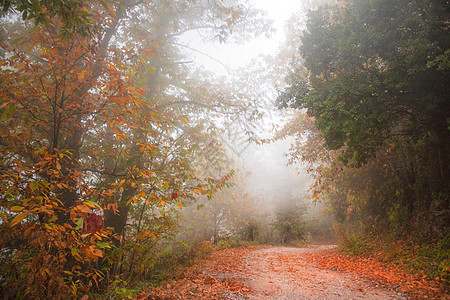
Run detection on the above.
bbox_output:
[0,0,271,298]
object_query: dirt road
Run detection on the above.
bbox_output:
[137,245,446,299]
[236,246,407,299]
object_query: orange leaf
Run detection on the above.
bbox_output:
[75,205,91,214]
[10,212,28,227]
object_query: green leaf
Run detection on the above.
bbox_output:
[63,149,73,156]
[75,217,83,230]
[11,37,22,45]
[83,200,102,210]
[29,181,39,191]
[1,103,16,120]
[96,242,112,249]
[40,181,50,189]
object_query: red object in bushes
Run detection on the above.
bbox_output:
[83,213,104,234]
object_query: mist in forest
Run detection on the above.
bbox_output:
[242,140,310,207]
[174,0,335,245]
[2,0,446,297]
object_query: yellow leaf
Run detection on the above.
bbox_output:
[117,179,125,188]
[29,181,39,191]
[160,201,165,207]
[11,206,24,213]
[177,203,183,210]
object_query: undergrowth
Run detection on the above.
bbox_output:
[343,231,450,285]
[92,239,251,299]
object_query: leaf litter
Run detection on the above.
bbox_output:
[135,245,448,299]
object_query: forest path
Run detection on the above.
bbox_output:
[136,245,446,299]
[237,246,406,300]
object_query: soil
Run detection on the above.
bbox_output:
[236,245,407,299]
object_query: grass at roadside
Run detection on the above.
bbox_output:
[134,243,265,299]
[95,240,259,299]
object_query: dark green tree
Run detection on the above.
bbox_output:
[278,0,449,166]
[276,0,450,247]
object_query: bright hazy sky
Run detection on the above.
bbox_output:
[185,0,303,72]
[183,0,310,204]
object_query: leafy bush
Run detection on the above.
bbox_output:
[273,201,307,245]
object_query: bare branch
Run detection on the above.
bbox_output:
[172,42,230,70]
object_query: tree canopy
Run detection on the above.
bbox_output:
[278,0,450,165]
[276,0,449,275]
[0,0,272,297]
